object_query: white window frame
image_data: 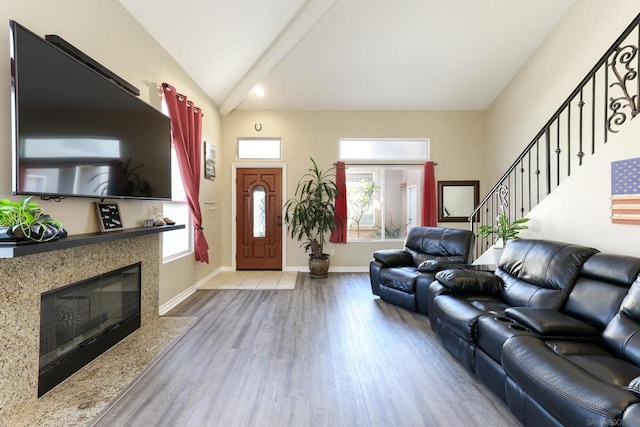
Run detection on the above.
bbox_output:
[340,138,429,242]
[162,145,193,262]
[237,137,281,160]
[161,98,193,262]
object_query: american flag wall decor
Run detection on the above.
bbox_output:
[611,157,640,224]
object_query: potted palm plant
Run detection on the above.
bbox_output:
[0,196,66,242]
[283,158,338,278]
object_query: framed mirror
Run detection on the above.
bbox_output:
[437,180,479,222]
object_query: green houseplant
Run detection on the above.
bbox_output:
[477,212,529,264]
[283,158,338,278]
[477,213,530,245]
[0,196,65,242]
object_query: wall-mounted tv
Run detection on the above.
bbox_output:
[10,20,172,200]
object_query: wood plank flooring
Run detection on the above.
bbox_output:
[93,273,520,427]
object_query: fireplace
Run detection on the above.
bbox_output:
[38,262,141,396]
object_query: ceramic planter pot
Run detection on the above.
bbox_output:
[308,254,330,279]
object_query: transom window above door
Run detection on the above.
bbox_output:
[237,138,281,159]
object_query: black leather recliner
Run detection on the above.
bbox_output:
[428,239,598,372]
[369,226,474,314]
[501,262,640,426]
[428,238,640,426]
[476,252,640,422]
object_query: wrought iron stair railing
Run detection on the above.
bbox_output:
[471,13,640,259]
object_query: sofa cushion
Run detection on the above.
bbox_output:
[496,240,598,309]
[564,253,640,330]
[404,226,475,265]
[603,279,640,366]
[502,336,640,426]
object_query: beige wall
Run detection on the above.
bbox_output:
[0,1,223,306]
[485,1,640,185]
[221,110,485,269]
[484,1,640,255]
[524,116,640,257]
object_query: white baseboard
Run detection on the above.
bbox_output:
[159,266,225,315]
[158,283,199,315]
[284,266,369,273]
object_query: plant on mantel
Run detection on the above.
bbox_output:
[0,196,65,242]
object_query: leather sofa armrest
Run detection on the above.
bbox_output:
[373,249,413,267]
[434,269,503,295]
[505,307,600,337]
[417,260,466,273]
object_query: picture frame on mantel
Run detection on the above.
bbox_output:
[204,141,216,180]
[95,202,124,232]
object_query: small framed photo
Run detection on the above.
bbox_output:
[204,141,216,180]
[95,202,124,232]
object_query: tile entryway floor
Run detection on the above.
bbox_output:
[199,271,298,290]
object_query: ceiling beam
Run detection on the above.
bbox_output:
[218,0,337,116]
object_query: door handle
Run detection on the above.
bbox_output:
[276,215,282,226]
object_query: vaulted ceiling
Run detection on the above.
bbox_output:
[118,0,576,115]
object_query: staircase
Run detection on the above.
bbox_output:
[471,13,640,260]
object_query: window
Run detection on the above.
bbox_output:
[161,99,193,261]
[162,145,193,260]
[340,138,429,241]
[237,138,281,159]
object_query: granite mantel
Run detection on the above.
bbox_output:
[0,224,184,258]
[0,225,182,421]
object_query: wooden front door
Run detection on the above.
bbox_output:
[236,168,283,270]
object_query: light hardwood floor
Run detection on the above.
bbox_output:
[94,273,520,427]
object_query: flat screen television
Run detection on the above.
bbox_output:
[9,20,172,200]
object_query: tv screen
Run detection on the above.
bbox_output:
[10,20,172,200]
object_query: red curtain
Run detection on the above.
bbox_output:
[162,83,209,263]
[421,161,437,227]
[329,161,347,243]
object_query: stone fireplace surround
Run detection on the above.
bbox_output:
[0,231,165,421]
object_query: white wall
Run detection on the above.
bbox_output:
[524,116,640,256]
[0,1,223,306]
[222,110,484,270]
[485,1,640,185]
[484,1,640,255]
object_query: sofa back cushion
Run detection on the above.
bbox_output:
[603,279,640,366]
[564,253,640,330]
[404,227,475,267]
[496,239,598,309]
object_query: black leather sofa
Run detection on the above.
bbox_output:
[428,239,640,426]
[369,226,474,314]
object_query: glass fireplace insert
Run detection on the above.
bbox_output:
[38,262,141,396]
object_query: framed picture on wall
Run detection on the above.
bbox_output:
[204,141,216,180]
